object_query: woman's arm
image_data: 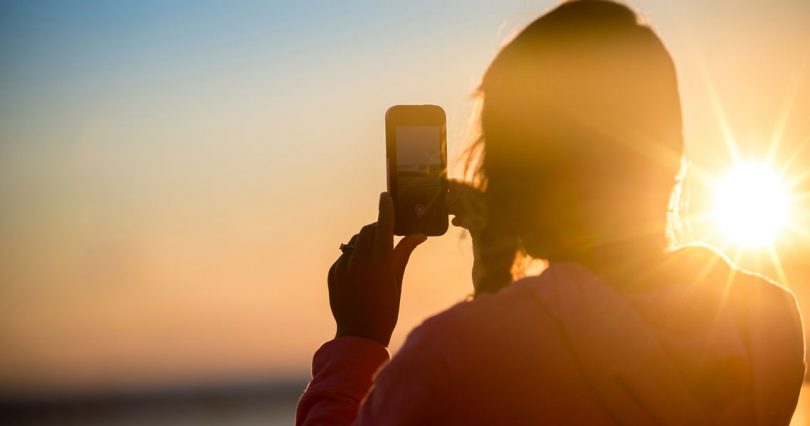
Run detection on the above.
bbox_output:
[296,192,426,425]
[296,337,389,426]
[297,322,450,426]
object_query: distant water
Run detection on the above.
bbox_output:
[4,381,809,425]
[0,379,307,426]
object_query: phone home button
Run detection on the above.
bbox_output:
[415,204,426,216]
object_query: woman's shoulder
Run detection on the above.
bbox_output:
[410,262,619,338]
[402,273,575,359]
[671,243,798,303]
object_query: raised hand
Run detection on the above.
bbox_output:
[327,193,427,347]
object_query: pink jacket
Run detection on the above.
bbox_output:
[298,248,805,425]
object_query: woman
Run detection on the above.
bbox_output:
[297,1,805,424]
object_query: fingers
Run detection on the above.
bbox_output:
[349,223,376,268]
[446,179,465,215]
[446,179,476,216]
[447,179,487,233]
[334,233,359,277]
[344,233,360,253]
[373,192,394,257]
[447,178,473,193]
[446,186,459,215]
[328,261,338,285]
[345,192,425,274]
[392,233,427,285]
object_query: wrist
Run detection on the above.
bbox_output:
[335,327,391,347]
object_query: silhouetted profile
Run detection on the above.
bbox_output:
[298,1,805,424]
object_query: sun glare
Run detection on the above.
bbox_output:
[713,163,789,248]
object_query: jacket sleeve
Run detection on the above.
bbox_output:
[297,323,451,426]
[296,337,390,426]
[353,323,450,425]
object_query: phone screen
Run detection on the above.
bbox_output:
[396,125,443,217]
[386,105,448,236]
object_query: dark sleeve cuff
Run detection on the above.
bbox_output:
[296,337,391,425]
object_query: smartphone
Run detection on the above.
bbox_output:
[385,105,449,236]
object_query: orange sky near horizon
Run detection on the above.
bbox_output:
[1,0,809,396]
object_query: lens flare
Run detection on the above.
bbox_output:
[713,163,789,247]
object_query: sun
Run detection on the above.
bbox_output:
[713,162,789,248]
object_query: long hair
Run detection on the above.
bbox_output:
[470,0,685,294]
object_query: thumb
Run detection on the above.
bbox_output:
[392,234,427,284]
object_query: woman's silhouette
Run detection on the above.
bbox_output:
[298,1,805,424]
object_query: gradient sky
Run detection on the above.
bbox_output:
[1,0,809,395]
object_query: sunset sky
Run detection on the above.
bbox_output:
[1,0,809,395]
